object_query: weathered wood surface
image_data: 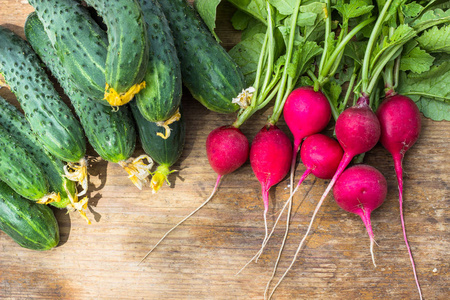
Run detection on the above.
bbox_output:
[0,1,448,299]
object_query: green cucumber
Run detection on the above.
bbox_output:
[0,124,49,201]
[131,102,185,192]
[25,12,136,164]
[27,0,107,103]
[135,0,182,123]
[0,26,86,163]
[158,0,244,113]
[83,0,149,106]
[0,181,59,250]
[0,96,77,209]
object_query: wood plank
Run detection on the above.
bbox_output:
[0,1,448,299]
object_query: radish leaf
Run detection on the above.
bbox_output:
[400,47,435,74]
[397,55,450,120]
[416,25,450,53]
[195,0,222,41]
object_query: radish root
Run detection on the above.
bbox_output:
[139,175,222,264]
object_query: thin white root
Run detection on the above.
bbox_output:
[370,238,377,268]
[236,185,299,276]
[139,176,222,264]
[263,185,299,299]
[267,181,334,300]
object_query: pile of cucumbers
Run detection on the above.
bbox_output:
[0,0,244,250]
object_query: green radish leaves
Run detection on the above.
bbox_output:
[228,33,265,86]
[398,54,450,121]
[400,46,435,74]
[416,25,450,53]
[334,0,374,20]
[195,0,222,41]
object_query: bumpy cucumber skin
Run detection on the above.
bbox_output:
[83,0,149,93]
[27,0,107,101]
[25,13,136,164]
[0,181,59,250]
[0,125,49,201]
[0,26,86,163]
[135,0,182,122]
[158,0,244,113]
[131,102,185,167]
[0,96,75,209]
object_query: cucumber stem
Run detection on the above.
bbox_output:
[150,164,172,193]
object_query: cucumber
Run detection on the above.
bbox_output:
[158,0,245,113]
[25,12,136,164]
[0,124,49,201]
[0,26,86,164]
[83,0,149,106]
[0,181,59,250]
[27,0,108,102]
[0,96,77,210]
[135,0,182,123]
[131,102,185,192]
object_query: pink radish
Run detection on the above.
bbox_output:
[300,134,344,181]
[284,86,332,154]
[206,126,250,177]
[283,86,332,185]
[141,126,249,262]
[376,94,422,298]
[267,95,381,298]
[333,164,387,266]
[250,124,292,244]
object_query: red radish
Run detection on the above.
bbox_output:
[267,95,381,298]
[206,126,250,176]
[283,86,332,186]
[250,124,292,244]
[333,164,387,266]
[377,94,422,298]
[141,126,249,262]
[300,134,344,181]
[283,86,332,154]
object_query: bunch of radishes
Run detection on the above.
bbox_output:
[138,0,450,298]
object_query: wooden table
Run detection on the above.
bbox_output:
[0,1,448,299]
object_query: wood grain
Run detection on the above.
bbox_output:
[0,1,449,299]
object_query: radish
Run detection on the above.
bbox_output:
[300,134,344,181]
[141,126,249,262]
[376,94,422,298]
[206,126,250,177]
[333,164,387,266]
[250,124,292,245]
[283,86,332,158]
[283,86,332,195]
[267,95,381,298]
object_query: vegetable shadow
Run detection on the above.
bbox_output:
[52,207,71,247]
[85,156,109,223]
